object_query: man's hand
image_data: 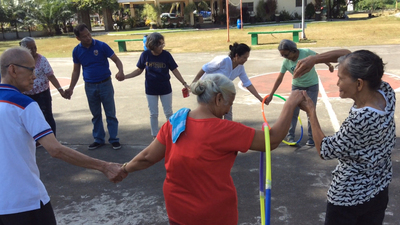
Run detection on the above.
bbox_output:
[115,71,125,81]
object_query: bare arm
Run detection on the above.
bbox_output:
[245,84,264,102]
[64,63,81,99]
[171,68,190,89]
[110,54,124,81]
[250,90,305,151]
[191,69,205,84]
[124,68,144,79]
[293,49,351,78]
[48,74,65,97]
[265,72,285,105]
[299,91,325,154]
[38,134,127,183]
[122,139,166,173]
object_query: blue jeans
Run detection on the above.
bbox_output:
[146,93,173,137]
[85,78,119,144]
[289,84,318,140]
[26,88,56,136]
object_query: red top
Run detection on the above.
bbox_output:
[158,117,255,225]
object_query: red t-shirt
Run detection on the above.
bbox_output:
[158,117,255,225]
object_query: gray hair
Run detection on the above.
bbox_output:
[0,47,32,78]
[19,37,35,48]
[146,32,164,51]
[278,39,298,52]
[337,50,384,91]
[190,73,236,105]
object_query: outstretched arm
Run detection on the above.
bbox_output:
[110,54,124,81]
[246,84,264,103]
[293,49,351,78]
[192,69,205,84]
[39,134,127,183]
[250,90,305,151]
[124,68,144,79]
[64,63,81,99]
[121,138,166,173]
[299,91,325,154]
[171,68,190,89]
[264,72,285,105]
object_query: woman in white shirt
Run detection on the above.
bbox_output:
[191,43,264,120]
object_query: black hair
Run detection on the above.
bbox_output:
[74,23,88,37]
[228,42,250,58]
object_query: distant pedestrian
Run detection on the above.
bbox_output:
[191,42,265,121]
[119,32,189,139]
[64,23,124,150]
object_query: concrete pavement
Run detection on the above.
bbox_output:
[39,45,400,225]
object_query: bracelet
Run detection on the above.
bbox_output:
[122,162,128,173]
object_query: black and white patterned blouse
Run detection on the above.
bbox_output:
[320,81,396,206]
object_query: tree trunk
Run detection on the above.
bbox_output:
[77,9,92,31]
[102,8,114,31]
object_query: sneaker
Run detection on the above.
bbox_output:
[111,142,122,150]
[306,139,315,146]
[88,142,104,150]
[286,136,295,143]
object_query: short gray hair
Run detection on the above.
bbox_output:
[278,39,297,52]
[337,50,384,91]
[19,37,35,48]
[0,47,32,78]
[190,73,236,105]
[145,32,164,51]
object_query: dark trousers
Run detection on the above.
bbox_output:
[325,187,389,225]
[0,201,56,225]
[26,88,56,136]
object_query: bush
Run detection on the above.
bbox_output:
[279,9,292,21]
[305,2,315,19]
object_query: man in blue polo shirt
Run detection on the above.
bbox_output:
[64,23,124,150]
[0,47,127,224]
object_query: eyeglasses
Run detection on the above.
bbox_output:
[7,64,35,72]
[281,52,291,58]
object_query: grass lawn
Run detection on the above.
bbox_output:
[0,15,399,58]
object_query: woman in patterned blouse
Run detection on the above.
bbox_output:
[300,50,395,225]
[20,37,66,137]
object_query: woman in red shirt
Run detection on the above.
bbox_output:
[121,73,304,225]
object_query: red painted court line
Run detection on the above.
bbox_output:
[49,78,71,91]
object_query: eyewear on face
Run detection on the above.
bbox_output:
[281,52,291,58]
[7,64,35,72]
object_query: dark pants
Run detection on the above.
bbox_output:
[0,201,56,225]
[26,88,56,136]
[325,187,389,225]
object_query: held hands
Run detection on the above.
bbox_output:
[104,162,128,183]
[63,88,73,100]
[264,95,273,105]
[115,71,125,81]
[298,91,315,115]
